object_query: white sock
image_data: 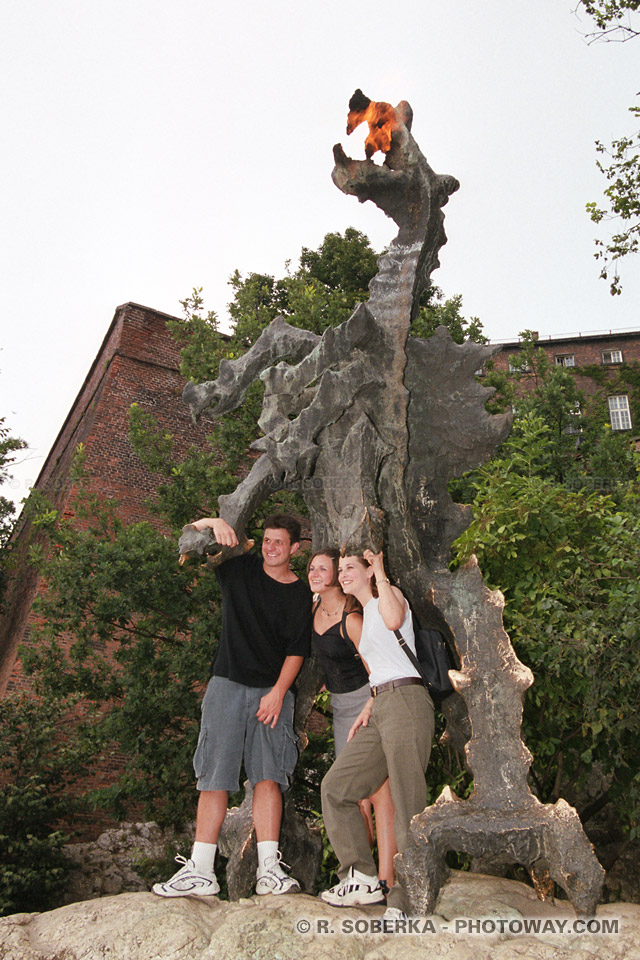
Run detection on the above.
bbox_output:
[191,841,216,874]
[257,840,280,873]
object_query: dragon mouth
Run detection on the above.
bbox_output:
[345,88,399,160]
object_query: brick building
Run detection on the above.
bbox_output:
[489,327,640,434]
[0,302,215,698]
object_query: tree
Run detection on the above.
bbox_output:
[578,1,640,292]
[411,287,486,344]
[22,456,224,827]
[0,416,27,551]
[578,1,639,41]
[586,99,640,295]
[453,412,640,839]
[0,693,94,916]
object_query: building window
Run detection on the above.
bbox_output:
[555,354,575,367]
[608,395,632,431]
[602,349,623,365]
[564,402,583,435]
[508,357,531,373]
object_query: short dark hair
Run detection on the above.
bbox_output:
[263,514,301,545]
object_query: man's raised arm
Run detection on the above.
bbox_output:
[191,516,239,548]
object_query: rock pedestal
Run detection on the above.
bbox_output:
[396,560,604,916]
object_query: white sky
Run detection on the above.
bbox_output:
[1,0,639,508]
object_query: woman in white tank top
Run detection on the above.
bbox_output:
[319,548,434,918]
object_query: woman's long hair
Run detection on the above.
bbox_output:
[308,548,362,614]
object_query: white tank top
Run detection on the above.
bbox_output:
[360,597,421,688]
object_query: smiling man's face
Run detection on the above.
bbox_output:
[262,527,298,569]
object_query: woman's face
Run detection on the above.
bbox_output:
[308,554,338,594]
[338,555,373,595]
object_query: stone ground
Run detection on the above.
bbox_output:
[1,872,639,960]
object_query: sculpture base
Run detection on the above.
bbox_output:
[396,789,605,917]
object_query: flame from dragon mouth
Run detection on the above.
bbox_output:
[346,89,397,159]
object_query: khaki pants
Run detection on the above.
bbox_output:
[321,683,434,911]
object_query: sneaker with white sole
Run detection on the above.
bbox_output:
[255,851,301,895]
[320,866,385,906]
[382,906,408,931]
[152,855,220,897]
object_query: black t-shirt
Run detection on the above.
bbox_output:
[212,553,312,687]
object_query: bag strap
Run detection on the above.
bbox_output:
[394,628,427,685]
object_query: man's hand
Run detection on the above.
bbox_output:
[256,686,285,729]
[191,517,239,547]
[347,697,373,741]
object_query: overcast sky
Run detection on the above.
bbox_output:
[1,0,639,508]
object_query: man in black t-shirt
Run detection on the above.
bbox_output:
[153,514,312,898]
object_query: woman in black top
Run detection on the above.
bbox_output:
[308,549,397,888]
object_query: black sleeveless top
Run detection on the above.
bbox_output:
[312,603,369,694]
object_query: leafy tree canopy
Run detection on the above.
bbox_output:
[0,415,27,551]
[454,411,640,835]
[578,0,639,39]
[412,288,486,344]
[577,1,640,292]
[586,98,640,295]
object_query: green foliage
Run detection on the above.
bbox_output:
[503,333,587,483]
[0,694,93,916]
[481,360,515,416]
[299,227,378,298]
[576,0,639,291]
[454,413,640,834]
[167,288,224,383]
[228,227,378,344]
[587,99,640,295]
[22,473,220,825]
[579,0,639,38]
[0,416,27,551]
[411,287,487,344]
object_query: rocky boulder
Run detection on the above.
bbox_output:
[1,872,637,960]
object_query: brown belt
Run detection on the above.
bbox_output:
[370,677,424,697]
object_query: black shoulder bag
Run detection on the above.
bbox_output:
[394,625,455,703]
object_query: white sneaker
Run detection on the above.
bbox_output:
[382,906,408,931]
[320,866,385,906]
[152,855,220,897]
[255,851,301,895]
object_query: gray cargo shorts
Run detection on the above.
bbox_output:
[193,676,299,792]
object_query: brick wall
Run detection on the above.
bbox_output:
[0,303,217,695]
